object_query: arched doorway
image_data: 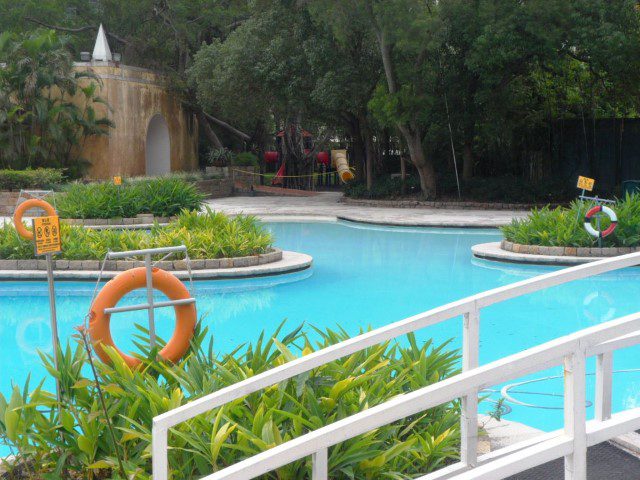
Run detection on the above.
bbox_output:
[145,114,171,175]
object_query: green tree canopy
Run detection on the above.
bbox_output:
[0,30,112,175]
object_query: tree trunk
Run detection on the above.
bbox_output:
[462,140,474,181]
[360,115,374,190]
[374,27,435,198]
[197,111,223,149]
[400,126,436,198]
[400,155,407,195]
[364,129,374,190]
[351,129,366,183]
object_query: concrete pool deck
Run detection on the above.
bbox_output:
[0,192,524,228]
[204,192,525,228]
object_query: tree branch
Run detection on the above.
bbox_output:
[25,17,134,47]
[203,112,251,142]
[25,17,94,33]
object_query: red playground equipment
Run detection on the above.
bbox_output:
[263,127,351,188]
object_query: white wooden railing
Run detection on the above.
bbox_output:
[152,252,640,480]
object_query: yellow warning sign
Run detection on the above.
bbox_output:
[577,176,595,191]
[32,216,62,256]
[113,176,122,186]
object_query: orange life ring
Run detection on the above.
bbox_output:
[89,267,197,369]
[13,199,57,240]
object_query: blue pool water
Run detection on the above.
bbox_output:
[1,220,639,437]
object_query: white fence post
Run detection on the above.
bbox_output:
[563,348,587,480]
[152,424,169,480]
[595,352,613,422]
[145,252,157,348]
[461,305,480,468]
[312,447,328,480]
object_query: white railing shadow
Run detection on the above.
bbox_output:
[152,252,640,480]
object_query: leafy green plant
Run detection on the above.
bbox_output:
[501,193,640,247]
[206,148,234,167]
[344,177,421,199]
[0,322,461,479]
[235,152,259,167]
[55,177,204,219]
[0,168,65,191]
[0,208,273,260]
[0,30,113,176]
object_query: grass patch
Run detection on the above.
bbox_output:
[501,194,640,247]
[0,322,460,479]
[55,177,204,219]
[0,209,273,260]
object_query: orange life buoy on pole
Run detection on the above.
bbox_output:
[89,267,197,369]
[13,199,57,240]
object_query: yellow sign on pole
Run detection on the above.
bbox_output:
[577,176,595,191]
[32,215,62,256]
[113,176,122,186]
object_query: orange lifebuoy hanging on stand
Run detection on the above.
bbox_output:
[88,267,197,369]
[13,199,57,240]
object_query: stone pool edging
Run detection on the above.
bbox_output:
[500,240,639,257]
[0,248,282,272]
[472,241,636,266]
[61,214,176,226]
[0,250,310,281]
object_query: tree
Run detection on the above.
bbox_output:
[0,0,254,154]
[0,30,113,175]
[190,0,382,188]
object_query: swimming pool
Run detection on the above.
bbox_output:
[1,220,639,435]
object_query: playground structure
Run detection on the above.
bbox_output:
[263,126,354,189]
[331,149,355,183]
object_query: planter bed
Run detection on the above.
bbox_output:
[61,214,176,226]
[0,248,282,272]
[472,241,640,266]
[500,240,638,257]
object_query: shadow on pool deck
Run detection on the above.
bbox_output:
[507,442,640,479]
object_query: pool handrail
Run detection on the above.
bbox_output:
[152,251,640,479]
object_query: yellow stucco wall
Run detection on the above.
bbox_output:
[74,63,198,179]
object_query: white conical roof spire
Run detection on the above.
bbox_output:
[92,24,112,62]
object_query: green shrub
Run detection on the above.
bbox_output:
[442,175,572,203]
[56,177,204,219]
[0,323,460,479]
[0,168,65,191]
[0,208,273,260]
[345,175,573,203]
[344,176,421,199]
[501,194,640,247]
[235,152,259,167]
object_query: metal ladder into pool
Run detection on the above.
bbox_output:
[150,253,640,480]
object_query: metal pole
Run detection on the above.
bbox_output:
[145,253,156,349]
[575,189,586,224]
[45,252,61,402]
[597,213,602,248]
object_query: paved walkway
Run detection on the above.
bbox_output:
[205,192,526,228]
[508,442,640,479]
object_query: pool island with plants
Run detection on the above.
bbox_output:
[0,209,315,279]
[473,195,640,264]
